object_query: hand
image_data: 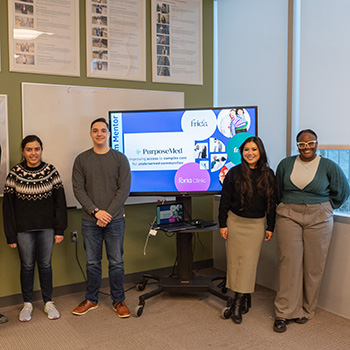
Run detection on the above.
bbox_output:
[96,219,107,227]
[54,235,64,244]
[265,230,273,241]
[95,210,112,225]
[220,227,228,240]
[8,243,17,248]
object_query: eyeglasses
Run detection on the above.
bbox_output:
[297,140,317,149]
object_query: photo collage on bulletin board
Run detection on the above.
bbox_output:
[86,0,146,81]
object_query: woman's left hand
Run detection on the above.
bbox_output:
[220,227,228,240]
[54,235,64,244]
[265,230,273,241]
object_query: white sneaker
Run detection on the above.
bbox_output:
[44,301,60,320]
[19,302,33,322]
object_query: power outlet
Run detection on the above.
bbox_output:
[71,231,78,242]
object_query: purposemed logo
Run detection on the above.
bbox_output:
[111,113,123,151]
[141,147,183,155]
[174,163,210,192]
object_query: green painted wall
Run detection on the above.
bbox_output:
[0,0,214,298]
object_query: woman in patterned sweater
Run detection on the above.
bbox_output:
[3,135,67,322]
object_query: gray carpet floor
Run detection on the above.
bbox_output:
[1,271,350,349]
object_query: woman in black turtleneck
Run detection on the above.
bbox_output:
[219,136,277,324]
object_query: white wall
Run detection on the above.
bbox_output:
[299,0,350,145]
[215,0,288,169]
[318,221,350,318]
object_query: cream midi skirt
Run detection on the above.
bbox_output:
[225,211,265,293]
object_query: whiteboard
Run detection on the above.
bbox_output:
[22,83,184,207]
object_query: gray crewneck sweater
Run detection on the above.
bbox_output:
[72,148,131,221]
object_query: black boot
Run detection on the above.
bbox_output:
[241,293,251,314]
[232,292,244,324]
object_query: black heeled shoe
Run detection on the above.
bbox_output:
[241,293,251,314]
[232,292,244,324]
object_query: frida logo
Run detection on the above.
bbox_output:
[191,119,208,127]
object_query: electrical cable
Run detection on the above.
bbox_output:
[143,214,157,255]
[143,233,151,256]
[74,199,202,296]
[74,238,111,296]
[168,256,178,278]
[164,231,176,238]
[143,198,167,255]
[74,235,156,296]
[196,232,206,259]
[193,232,207,274]
[75,239,87,282]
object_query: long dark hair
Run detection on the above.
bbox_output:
[234,136,276,210]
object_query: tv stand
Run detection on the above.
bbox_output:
[135,196,234,317]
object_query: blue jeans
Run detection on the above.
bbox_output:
[82,218,125,305]
[17,229,55,303]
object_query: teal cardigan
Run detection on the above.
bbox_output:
[276,156,350,209]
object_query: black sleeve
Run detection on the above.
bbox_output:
[265,168,278,232]
[53,185,68,235]
[51,166,68,235]
[2,176,18,244]
[218,167,237,228]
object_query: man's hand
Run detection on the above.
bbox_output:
[96,219,107,227]
[95,210,112,226]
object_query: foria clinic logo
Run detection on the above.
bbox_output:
[175,163,210,192]
[178,176,207,184]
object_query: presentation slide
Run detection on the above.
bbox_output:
[110,107,257,195]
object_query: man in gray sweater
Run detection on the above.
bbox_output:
[71,117,131,318]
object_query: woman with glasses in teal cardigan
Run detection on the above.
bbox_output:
[273,129,350,333]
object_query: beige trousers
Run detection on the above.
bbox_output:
[274,202,334,320]
[226,211,265,293]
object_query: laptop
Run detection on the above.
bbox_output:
[155,202,197,232]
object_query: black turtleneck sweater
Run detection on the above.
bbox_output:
[218,164,277,232]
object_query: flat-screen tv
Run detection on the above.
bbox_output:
[109,106,257,196]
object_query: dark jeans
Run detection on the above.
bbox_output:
[82,218,125,305]
[17,229,54,303]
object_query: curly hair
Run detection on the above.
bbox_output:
[296,129,318,142]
